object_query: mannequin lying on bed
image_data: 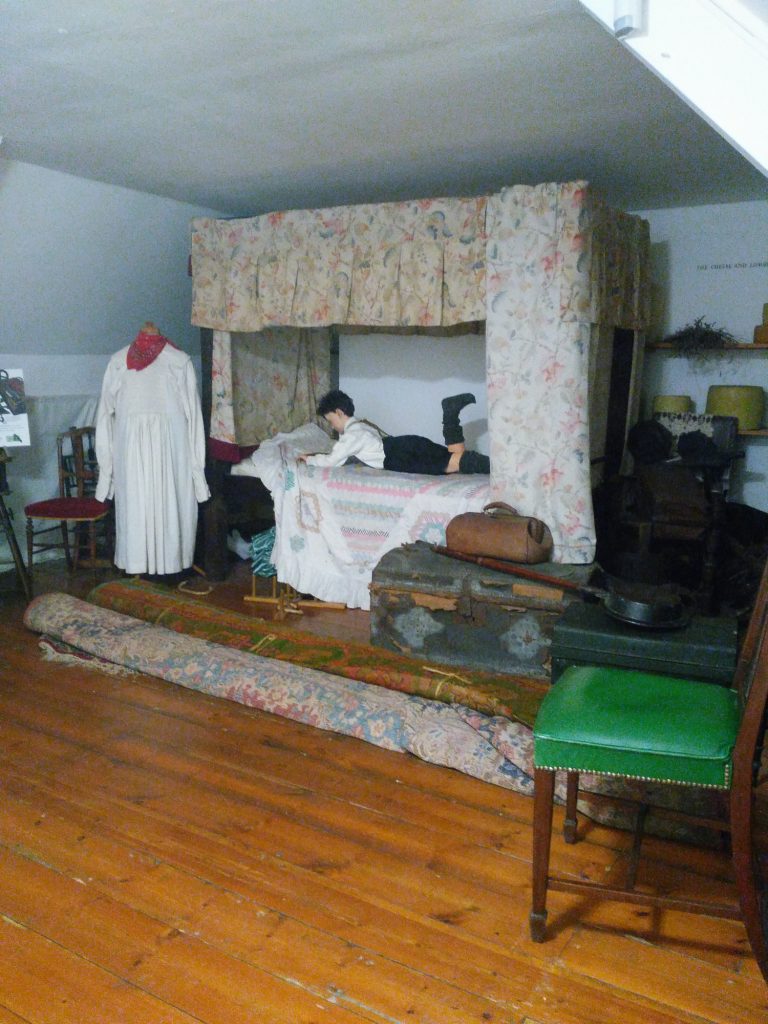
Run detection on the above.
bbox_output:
[298,389,490,475]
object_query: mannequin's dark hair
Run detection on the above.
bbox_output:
[317,389,354,417]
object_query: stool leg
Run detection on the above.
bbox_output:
[530,768,556,942]
[564,771,579,844]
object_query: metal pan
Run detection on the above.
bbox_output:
[600,580,690,629]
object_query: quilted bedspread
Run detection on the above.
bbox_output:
[232,424,490,609]
[276,463,490,609]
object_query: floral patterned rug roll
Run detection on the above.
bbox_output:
[86,577,547,728]
[24,591,537,797]
[24,590,723,843]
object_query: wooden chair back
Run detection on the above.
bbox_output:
[57,426,98,500]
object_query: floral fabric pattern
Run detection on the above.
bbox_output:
[210,327,330,448]
[191,196,488,331]
[210,330,237,447]
[24,593,534,794]
[486,183,594,563]
[88,576,549,727]
[232,327,330,445]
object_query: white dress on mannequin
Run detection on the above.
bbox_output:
[95,344,210,574]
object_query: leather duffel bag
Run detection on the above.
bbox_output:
[445,501,553,564]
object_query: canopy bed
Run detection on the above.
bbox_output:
[190,180,650,598]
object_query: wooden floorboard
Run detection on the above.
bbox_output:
[1,564,767,1023]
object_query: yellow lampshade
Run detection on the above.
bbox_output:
[706,385,764,430]
[651,394,694,415]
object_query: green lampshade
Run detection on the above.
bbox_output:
[706,385,764,430]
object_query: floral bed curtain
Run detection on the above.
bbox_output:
[191,197,487,331]
[485,182,649,563]
[209,327,330,460]
[192,182,649,562]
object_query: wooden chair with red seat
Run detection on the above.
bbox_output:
[24,426,112,588]
[529,554,768,984]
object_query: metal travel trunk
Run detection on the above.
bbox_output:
[369,541,593,678]
[550,600,739,686]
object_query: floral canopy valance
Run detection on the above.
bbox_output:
[192,182,650,564]
[191,196,488,330]
[190,184,650,333]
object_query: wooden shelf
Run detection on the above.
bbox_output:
[646,335,768,438]
[646,341,768,351]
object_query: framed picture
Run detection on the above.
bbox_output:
[0,368,30,447]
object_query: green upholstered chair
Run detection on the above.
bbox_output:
[529,557,768,984]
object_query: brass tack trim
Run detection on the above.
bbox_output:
[536,763,730,790]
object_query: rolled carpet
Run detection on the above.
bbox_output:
[24,591,722,840]
[86,577,547,728]
[23,591,537,795]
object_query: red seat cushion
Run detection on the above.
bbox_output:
[25,497,110,520]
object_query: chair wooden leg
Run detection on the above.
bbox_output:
[731,785,768,983]
[60,521,72,570]
[26,517,34,586]
[530,767,556,942]
[564,771,579,844]
[72,522,81,571]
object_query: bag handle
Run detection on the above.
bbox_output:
[482,501,521,517]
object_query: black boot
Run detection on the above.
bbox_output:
[442,393,476,419]
[459,450,490,474]
[442,393,476,446]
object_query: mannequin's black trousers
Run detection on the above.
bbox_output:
[382,435,489,475]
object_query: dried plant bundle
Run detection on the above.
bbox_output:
[663,317,737,354]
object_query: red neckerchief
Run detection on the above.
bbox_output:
[126,330,177,371]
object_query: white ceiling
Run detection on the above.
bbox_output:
[3,0,767,217]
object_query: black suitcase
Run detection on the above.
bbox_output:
[550,600,738,686]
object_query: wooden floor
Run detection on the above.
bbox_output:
[1,560,766,1023]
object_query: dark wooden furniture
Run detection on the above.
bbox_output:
[529,555,768,985]
[199,465,274,580]
[617,413,744,610]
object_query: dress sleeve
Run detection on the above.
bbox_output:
[181,357,211,503]
[94,359,117,501]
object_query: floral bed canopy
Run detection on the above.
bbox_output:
[190,181,650,563]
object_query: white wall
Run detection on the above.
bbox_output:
[0,159,224,569]
[637,198,768,510]
[0,159,223,395]
[340,331,488,454]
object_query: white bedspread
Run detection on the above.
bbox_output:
[232,424,490,609]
